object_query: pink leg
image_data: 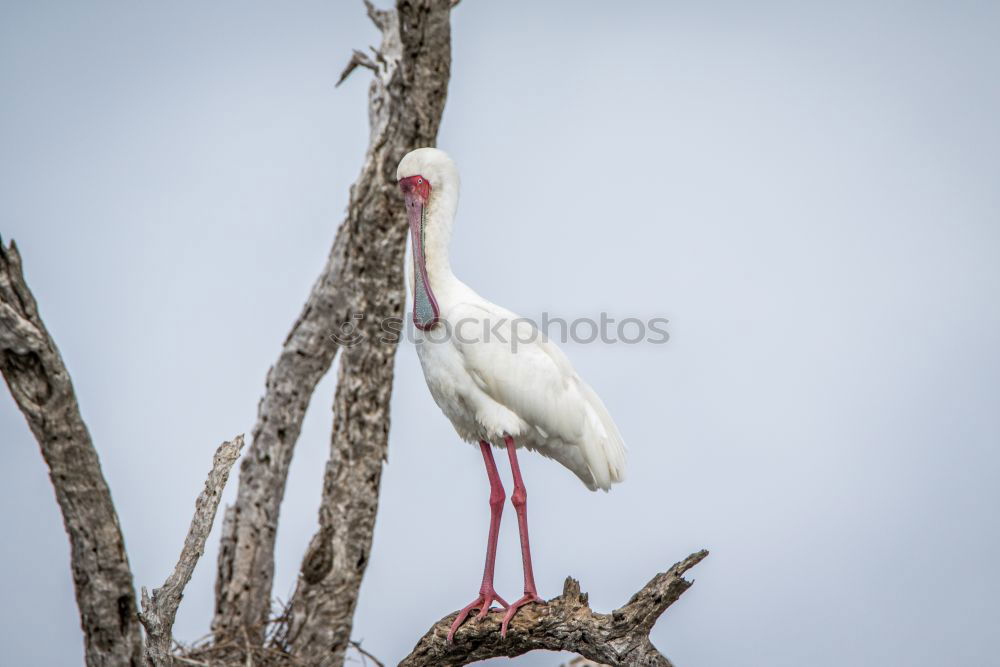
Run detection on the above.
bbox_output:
[447,441,509,643]
[501,434,543,637]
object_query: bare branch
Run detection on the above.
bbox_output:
[212,0,457,649]
[140,435,245,665]
[350,640,386,667]
[400,551,709,667]
[0,237,144,666]
[173,657,211,667]
[363,0,392,32]
[211,155,352,644]
[336,49,378,87]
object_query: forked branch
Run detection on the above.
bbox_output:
[139,435,245,666]
[400,551,708,667]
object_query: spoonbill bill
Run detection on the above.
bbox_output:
[396,148,626,641]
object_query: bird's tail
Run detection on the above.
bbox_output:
[579,381,626,491]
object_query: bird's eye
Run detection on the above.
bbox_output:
[417,178,423,184]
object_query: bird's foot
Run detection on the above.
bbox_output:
[447,587,509,643]
[500,591,543,638]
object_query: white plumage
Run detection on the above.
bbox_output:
[397,148,625,491]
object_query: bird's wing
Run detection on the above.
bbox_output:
[447,299,625,490]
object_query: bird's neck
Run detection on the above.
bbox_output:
[415,187,457,291]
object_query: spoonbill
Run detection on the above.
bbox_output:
[396,148,626,641]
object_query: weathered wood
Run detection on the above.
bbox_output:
[139,435,245,666]
[275,1,455,665]
[3,6,709,667]
[209,224,350,643]
[212,0,456,653]
[400,551,708,667]
[0,238,144,667]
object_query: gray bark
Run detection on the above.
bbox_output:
[139,435,245,666]
[211,0,455,648]
[400,551,709,667]
[209,223,349,642]
[0,238,144,667]
[277,1,454,664]
[3,5,712,667]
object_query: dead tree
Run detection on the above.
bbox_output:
[211,0,453,652]
[1,1,707,665]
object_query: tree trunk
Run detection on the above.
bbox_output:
[279,1,454,664]
[212,0,456,654]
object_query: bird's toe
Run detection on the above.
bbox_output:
[500,592,544,638]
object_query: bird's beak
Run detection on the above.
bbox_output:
[401,181,440,330]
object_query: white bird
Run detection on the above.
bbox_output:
[396,148,626,641]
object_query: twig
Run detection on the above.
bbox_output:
[139,435,245,665]
[350,640,386,667]
[243,626,254,667]
[400,551,708,667]
[363,0,391,32]
[336,49,378,87]
[173,657,212,667]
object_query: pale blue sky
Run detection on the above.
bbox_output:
[2,1,999,665]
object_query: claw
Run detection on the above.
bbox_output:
[500,592,543,638]
[447,589,509,643]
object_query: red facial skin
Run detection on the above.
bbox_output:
[398,174,431,203]
[398,173,440,330]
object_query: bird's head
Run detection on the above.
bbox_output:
[397,147,459,331]
[397,147,458,207]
